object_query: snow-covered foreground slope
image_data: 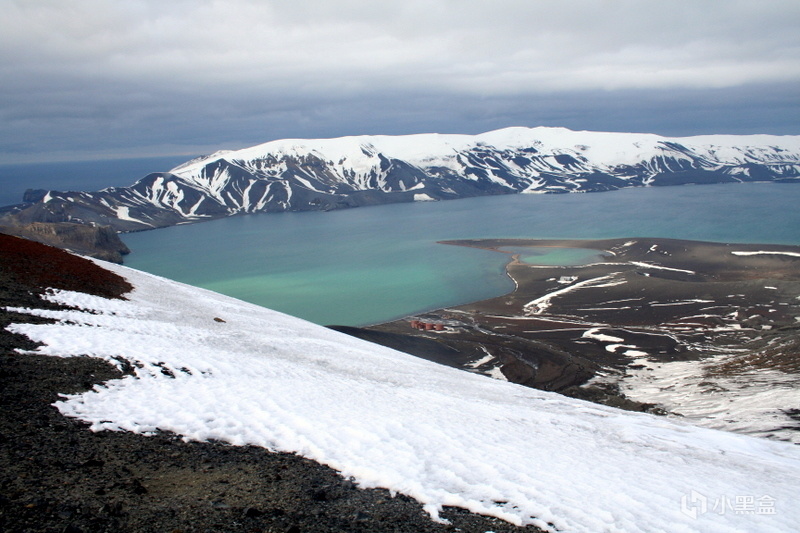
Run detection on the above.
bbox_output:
[7,262,800,532]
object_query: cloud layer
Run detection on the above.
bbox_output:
[1,0,799,162]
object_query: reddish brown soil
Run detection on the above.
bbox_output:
[0,233,132,299]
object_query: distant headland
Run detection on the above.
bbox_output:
[1,127,799,260]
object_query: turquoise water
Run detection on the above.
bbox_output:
[123,182,800,326]
[505,247,604,266]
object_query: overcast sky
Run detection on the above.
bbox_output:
[1,0,799,163]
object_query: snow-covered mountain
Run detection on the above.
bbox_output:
[7,127,800,232]
[7,257,800,532]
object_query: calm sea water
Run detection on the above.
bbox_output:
[505,247,604,266]
[0,155,192,207]
[123,182,800,326]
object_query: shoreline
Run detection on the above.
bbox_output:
[0,234,544,533]
[355,236,800,439]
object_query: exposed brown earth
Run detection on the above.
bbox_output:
[0,233,132,298]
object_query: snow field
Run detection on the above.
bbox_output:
[7,261,800,532]
[615,354,800,444]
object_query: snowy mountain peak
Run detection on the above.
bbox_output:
[166,126,795,186]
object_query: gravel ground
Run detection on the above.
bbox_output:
[0,234,544,533]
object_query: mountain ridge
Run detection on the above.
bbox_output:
[3,126,800,234]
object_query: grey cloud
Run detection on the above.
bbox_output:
[5,0,799,92]
[0,0,798,162]
[1,79,797,163]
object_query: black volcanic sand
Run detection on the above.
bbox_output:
[0,234,545,533]
[358,237,800,411]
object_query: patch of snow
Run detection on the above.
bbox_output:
[114,206,141,223]
[629,261,696,275]
[467,348,495,369]
[187,197,205,216]
[652,300,715,307]
[524,274,626,315]
[583,328,625,343]
[413,193,436,202]
[487,366,508,381]
[576,306,634,311]
[614,354,800,446]
[732,251,800,258]
[291,174,324,193]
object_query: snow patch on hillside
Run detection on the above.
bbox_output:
[732,251,800,258]
[614,354,800,443]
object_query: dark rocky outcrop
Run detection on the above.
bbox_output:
[0,221,130,263]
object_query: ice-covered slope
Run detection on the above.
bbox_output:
[6,127,800,232]
[7,260,800,532]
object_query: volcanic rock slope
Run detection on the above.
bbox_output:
[6,127,800,232]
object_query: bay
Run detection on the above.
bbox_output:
[123,182,800,326]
